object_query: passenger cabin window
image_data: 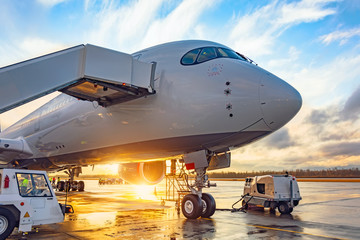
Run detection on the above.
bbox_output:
[16,173,52,197]
[181,47,248,65]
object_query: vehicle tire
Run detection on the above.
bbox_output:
[0,208,16,239]
[71,181,78,191]
[78,181,85,192]
[278,202,290,214]
[58,181,65,191]
[201,193,216,218]
[288,207,293,214]
[181,194,202,219]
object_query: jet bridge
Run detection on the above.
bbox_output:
[0,44,156,113]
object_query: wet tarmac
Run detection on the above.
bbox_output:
[9,180,360,239]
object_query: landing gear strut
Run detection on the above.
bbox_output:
[181,150,218,219]
[57,167,85,192]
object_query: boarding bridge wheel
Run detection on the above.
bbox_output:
[201,193,216,218]
[181,194,203,219]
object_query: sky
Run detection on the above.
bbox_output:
[0,0,359,173]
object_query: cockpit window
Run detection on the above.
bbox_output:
[217,48,247,61]
[197,47,217,63]
[181,46,249,65]
[181,49,201,65]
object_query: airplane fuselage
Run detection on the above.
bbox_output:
[0,40,302,170]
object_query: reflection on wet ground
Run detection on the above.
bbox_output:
[9,180,360,239]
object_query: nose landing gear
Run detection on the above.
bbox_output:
[180,150,219,219]
[181,194,203,219]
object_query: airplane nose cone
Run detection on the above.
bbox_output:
[260,74,302,130]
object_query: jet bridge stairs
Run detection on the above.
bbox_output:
[162,159,191,214]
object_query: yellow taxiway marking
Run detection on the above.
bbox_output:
[246,223,348,240]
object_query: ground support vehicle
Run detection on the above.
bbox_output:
[0,168,72,239]
[242,174,301,214]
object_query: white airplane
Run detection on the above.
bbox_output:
[0,40,301,219]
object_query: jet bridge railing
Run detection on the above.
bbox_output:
[163,159,191,213]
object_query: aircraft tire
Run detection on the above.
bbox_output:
[201,193,216,218]
[78,181,85,192]
[181,194,202,219]
[278,202,290,214]
[71,181,78,191]
[0,208,16,239]
[58,181,65,191]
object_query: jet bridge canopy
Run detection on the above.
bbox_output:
[0,44,156,113]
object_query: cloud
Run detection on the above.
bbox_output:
[307,108,332,125]
[85,0,217,52]
[86,0,165,51]
[319,27,360,45]
[264,128,296,149]
[276,0,337,26]
[36,0,68,8]
[19,37,66,57]
[0,37,66,67]
[281,54,360,108]
[341,85,360,120]
[321,142,360,157]
[267,46,300,69]
[228,0,338,57]
[140,0,217,49]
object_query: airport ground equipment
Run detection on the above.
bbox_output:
[162,159,191,214]
[0,168,73,239]
[0,44,156,114]
[242,174,301,214]
[163,151,228,219]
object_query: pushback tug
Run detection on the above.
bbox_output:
[0,168,72,239]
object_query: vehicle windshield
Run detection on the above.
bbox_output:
[16,173,52,197]
[181,47,250,65]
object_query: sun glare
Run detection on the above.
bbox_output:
[133,185,159,201]
[97,164,119,175]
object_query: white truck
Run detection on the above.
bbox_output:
[0,168,72,239]
[242,174,301,214]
